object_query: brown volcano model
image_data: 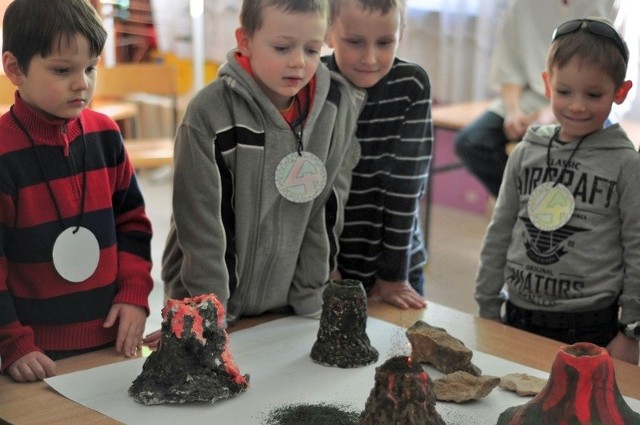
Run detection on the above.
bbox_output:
[359,355,445,425]
[310,279,378,368]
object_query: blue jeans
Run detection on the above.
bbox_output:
[454,111,509,197]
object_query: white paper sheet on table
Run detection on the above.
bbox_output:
[45,316,640,425]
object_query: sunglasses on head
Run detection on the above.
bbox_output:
[551,18,629,65]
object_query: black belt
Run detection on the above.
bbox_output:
[506,301,618,330]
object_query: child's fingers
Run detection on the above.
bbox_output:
[40,356,57,378]
[103,305,121,328]
[118,320,143,357]
[8,352,56,382]
[142,330,161,350]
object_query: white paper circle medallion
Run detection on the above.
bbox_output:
[275,151,327,203]
[527,182,575,231]
[52,227,100,283]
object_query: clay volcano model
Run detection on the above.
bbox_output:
[498,342,640,424]
[310,279,378,368]
[359,355,445,425]
[129,294,249,405]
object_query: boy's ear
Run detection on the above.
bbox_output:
[235,27,251,57]
[2,52,25,86]
[614,80,633,104]
[542,71,551,99]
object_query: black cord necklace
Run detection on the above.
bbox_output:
[10,107,88,232]
[289,95,305,156]
[10,106,99,283]
[274,93,327,203]
[545,127,589,187]
[528,126,591,231]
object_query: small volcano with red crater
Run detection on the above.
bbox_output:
[359,355,445,425]
[129,294,249,405]
[498,342,640,424]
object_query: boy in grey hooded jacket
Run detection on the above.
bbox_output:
[159,0,363,327]
[475,18,640,364]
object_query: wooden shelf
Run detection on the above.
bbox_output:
[90,0,156,63]
[113,0,156,63]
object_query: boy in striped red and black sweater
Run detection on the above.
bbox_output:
[0,0,153,382]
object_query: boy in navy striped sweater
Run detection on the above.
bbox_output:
[324,0,431,309]
[0,0,153,382]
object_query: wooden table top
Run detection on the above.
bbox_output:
[90,100,139,122]
[1,302,639,424]
[431,99,492,131]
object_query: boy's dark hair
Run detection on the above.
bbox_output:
[2,0,107,73]
[547,19,628,88]
[328,0,405,24]
[240,0,329,37]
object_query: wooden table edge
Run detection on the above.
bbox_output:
[1,303,639,424]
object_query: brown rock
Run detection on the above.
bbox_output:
[433,371,500,403]
[406,320,481,376]
[499,373,547,397]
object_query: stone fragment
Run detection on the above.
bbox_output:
[433,371,500,403]
[406,320,481,376]
[499,373,547,397]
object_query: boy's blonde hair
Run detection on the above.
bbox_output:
[240,0,329,37]
[547,18,628,88]
[328,0,406,23]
